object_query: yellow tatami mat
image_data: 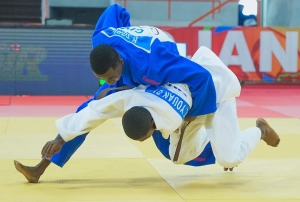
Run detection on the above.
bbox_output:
[148,158,300,200]
[1,159,183,202]
[0,117,299,201]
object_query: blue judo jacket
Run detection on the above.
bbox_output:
[91,4,217,117]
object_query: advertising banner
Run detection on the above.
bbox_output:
[162,26,300,82]
[1,26,299,95]
[0,28,98,95]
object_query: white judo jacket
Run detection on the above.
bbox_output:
[192,46,241,103]
[56,46,241,163]
[167,46,241,164]
[56,83,192,142]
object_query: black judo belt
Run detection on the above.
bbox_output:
[173,122,191,162]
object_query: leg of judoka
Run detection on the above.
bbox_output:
[169,116,208,164]
[205,98,280,169]
[49,80,129,167]
[152,130,216,167]
[14,79,127,183]
[14,159,50,183]
[152,118,216,167]
[14,132,89,183]
[205,98,260,168]
[184,142,216,167]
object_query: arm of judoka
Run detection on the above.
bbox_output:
[162,59,216,117]
[56,98,125,142]
[146,44,217,117]
[92,4,130,37]
[41,135,65,159]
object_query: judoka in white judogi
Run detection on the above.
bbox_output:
[55,46,263,168]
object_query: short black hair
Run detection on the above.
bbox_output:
[122,106,153,140]
[89,44,120,74]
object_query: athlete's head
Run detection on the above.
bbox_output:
[89,44,123,84]
[122,106,156,141]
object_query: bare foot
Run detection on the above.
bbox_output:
[14,160,42,183]
[256,118,280,147]
[224,165,238,172]
[224,167,234,171]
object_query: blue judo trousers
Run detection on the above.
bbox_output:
[50,4,216,167]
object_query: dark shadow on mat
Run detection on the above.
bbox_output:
[41,177,168,187]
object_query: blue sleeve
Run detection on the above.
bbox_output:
[145,40,217,116]
[76,77,127,112]
[93,4,131,37]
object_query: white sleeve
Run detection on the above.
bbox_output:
[56,93,127,142]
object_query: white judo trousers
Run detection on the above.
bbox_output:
[55,46,261,169]
[204,99,261,168]
[171,46,261,168]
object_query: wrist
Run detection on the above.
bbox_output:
[55,135,66,144]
